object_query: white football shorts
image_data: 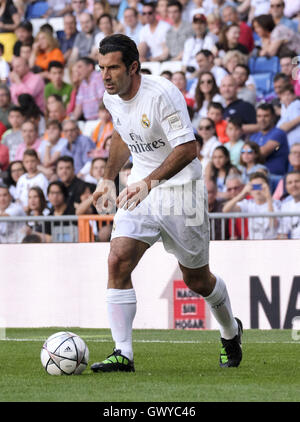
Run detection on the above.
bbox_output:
[111,180,209,269]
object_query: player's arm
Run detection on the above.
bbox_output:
[92,130,130,210]
[117,140,197,210]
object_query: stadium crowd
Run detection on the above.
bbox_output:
[0,0,300,242]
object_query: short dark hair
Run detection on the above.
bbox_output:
[16,20,33,32]
[48,60,64,71]
[274,72,290,83]
[257,103,276,116]
[228,115,243,128]
[46,119,62,130]
[207,101,224,112]
[196,49,213,58]
[99,34,141,74]
[0,43,4,55]
[249,171,269,184]
[167,0,183,12]
[47,180,68,200]
[57,156,74,167]
[77,56,96,67]
[23,148,38,159]
[97,13,113,26]
[8,105,22,114]
[234,63,250,76]
[252,14,275,33]
[143,2,157,11]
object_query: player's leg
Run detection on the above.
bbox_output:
[91,236,149,373]
[179,262,243,367]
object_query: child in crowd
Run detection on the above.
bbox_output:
[239,140,268,184]
[2,106,25,161]
[91,101,113,149]
[44,61,73,107]
[224,116,244,167]
[207,102,229,144]
[223,172,281,240]
[15,149,49,210]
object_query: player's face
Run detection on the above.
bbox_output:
[99,51,133,97]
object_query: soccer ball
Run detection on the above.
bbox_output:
[41,331,89,375]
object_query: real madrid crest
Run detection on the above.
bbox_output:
[141,113,150,128]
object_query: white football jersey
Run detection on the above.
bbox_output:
[103,74,202,187]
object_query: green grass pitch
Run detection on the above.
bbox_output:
[0,328,299,402]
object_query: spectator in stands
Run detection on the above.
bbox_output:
[239,140,268,183]
[277,171,300,238]
[220,75,256,128]
[66,62,80,116]
[224,116,244,166]
[15,120,41,161]
[232,64,256,106]
[42,0,72,18]
[156,0,171,23]
[182,13,215,75]
[0,0,21,62]
[0,138,9,171]
[269,0,298,32]
[58,13,78,64]
[138,2,171,62]
[55,155,89,211]
[250,103,289,182]
[69,13,98,63]
[13,21,34,58]
[78,156,107,184]
[196,117,221,173]
[9,57,45,113]
[2,160,25,199]
[221,5,254,52]
[171,71,195,109]
[91,13,115,61]
[18,93,46,138]
[223,171,281,240]
[0,43,9,82]
[38,120,68,180]
[252,14,300,57]
[0,183,25,243]
[203,0,237,16]
[122,7,143,46]
[16,149,49,210]
[47,97,67,123]
[193,72,224,125]
[2,106,24,161]
[44,61,72,107]
[222,50,256,93]
[72,56,105,121]
[224,173,249,240]
[273,143,300,200]
[0,84,13,128]
[213,23,249,58]
[205,145,239,198]
[90,101,113,149]
[162,0,193,62]
[94,0,111,21]
[207,101,229,144]
[279,54,300,97]
[276,83,300,148]
[206,178,229,240]
[25,186,51,243]
[194,50,228,87]
[60,120,95,174]
[19,42,32,62]
[206,12,223,43]
[71,0,89,30]
[29,30,64,79]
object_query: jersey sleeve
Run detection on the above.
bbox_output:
[157,82,195,148]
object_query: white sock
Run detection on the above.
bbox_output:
[106,288,136,361]
[204,276,238,340]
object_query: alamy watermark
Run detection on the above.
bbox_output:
[291,316,300,341]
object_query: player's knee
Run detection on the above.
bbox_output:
[181,266,215,296]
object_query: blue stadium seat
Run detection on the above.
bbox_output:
[25,1,49,19]
[252,72,273,95]
[249,56,280,75]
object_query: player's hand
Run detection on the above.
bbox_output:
[92,179,117,214]
[117,180,150,211]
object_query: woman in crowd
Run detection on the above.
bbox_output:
[3,159,25,199]
[205,145,239,199]
[193,72,224,125]
[25,186,51,242]
[239,140,268,184]
[29,30,64,79]
[213,23,249,58]
[252,14,300,57]
[196,117,221,173]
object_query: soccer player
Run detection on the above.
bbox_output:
[91,34,243,372]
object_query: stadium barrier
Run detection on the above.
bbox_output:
[0,240,299,330]
[0,212,299,242]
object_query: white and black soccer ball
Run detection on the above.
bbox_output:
[41,331,89,375]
